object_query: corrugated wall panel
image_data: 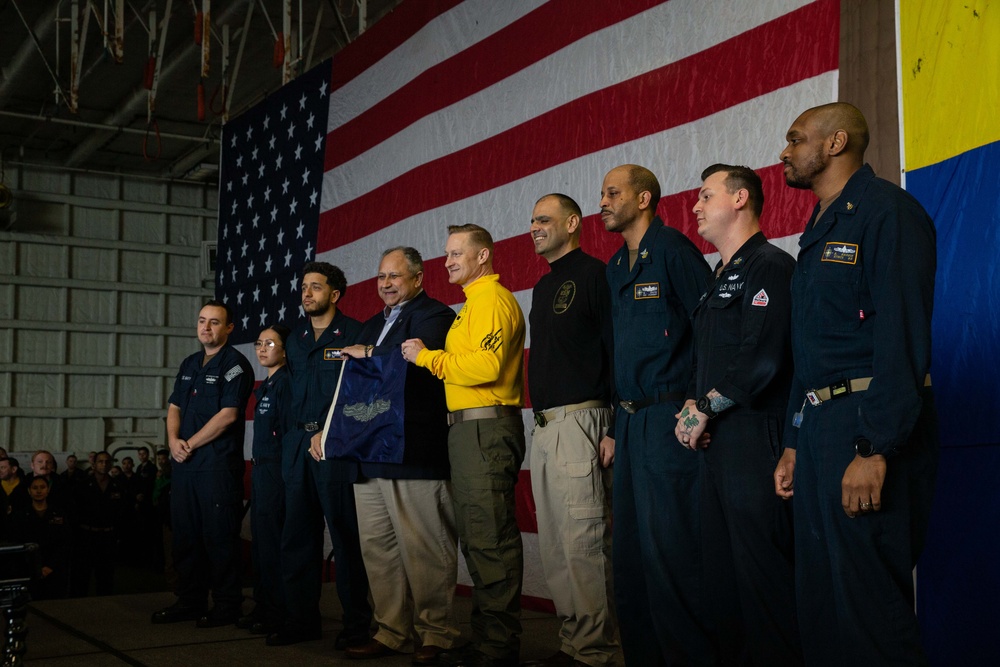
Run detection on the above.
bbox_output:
[166,335,197,370]
[1,166,215,453]
[17,286,66,321]
[69,289,117,324]
[19,244,69,278]
[122,180,167,205]
[72,207,120,240]
[66,418,106,450]
[0,242,14,275]
[15,373,63,407]
[118,334,164,367]
[123,210,167,244]
[116,376,163,410]
[118,292,165,327]
[71,247,119,281]
[74,174,120,200]
[166,255,203,287]
[14,330,65,364]
[68,332,115,366]
[68,376,114,408]
[167,295,204,328]
[13,418,63,448]
[120,249,165,284]
[169,215,208,246]
[0,328,11,363]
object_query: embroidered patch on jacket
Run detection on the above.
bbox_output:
[634,283,660,299]
[553,280,576,314]
[481,329,502,352]
[821,242,859,265]
[324,348,344,361]
[751,289,770,307]
[224,366,243,382]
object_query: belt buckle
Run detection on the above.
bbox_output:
[619,400,637,415]
[829,378,851,399]
[805,391,822,407]
[533,412,547,428]
[304,421,319,432]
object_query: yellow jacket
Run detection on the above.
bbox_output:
[416,274,525,411]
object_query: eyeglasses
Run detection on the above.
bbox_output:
[254,340,281,349]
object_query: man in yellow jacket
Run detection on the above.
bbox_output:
[402,224,526,667]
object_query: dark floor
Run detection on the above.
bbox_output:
[16,583,564,666]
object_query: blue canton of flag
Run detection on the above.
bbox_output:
[215,59,332,344]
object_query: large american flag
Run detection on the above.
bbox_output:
[218,0,839,606]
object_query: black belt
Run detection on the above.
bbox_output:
[619,391,686,415]
[297,421,321,432]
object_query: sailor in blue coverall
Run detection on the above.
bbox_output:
[601,165,714,666]
[152,300,254,628]
[268,262,372,650]
[775,103,939,666]
[240,325,292,635]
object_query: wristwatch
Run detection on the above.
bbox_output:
[855,437,876,458]
[695,395,718,420]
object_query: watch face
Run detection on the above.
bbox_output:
[856,438,874,457]
[696,397,712,415]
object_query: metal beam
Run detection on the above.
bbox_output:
[65,0,254,168]
[2,2,66,108]
[0,110,217,145]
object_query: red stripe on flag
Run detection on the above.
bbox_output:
[318,0,837,254]
[516,468,537,533]
[328,0,465,94]
[336,163,814,318]
[325,0,665,170]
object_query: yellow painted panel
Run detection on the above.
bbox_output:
[901,1,1000,170]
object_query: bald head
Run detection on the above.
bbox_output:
[800,102,870,157]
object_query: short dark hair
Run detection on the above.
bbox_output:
[627,165,661,212]
[122,456,134,464]
[447,224,494,252]
[700,164,765,218]
[202,299,234,325]
[302,261,348,298]
[156,449,169,458]
[262,324,291,347]
[536,193,583,220]
[381,247,424,274]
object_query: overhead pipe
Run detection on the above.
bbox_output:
[65,0,253,168]
[147,0,174,120]
[224,1,256,123]
[0,109,219,145]
[305,2,323,71]
[0,3,60,108]
[282,0,292,83]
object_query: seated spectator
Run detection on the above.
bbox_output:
[152,449,175,584]
[60,454,86,489]
[136,447,157,481]
[71,452,127,597]
[10,478,71,599]
[26,451,66,509]
[1,456,28,515]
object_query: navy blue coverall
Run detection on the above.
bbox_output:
[688,232,801,665]
[280,309,372,636]
[250,364,291,627]
[168,342,254,614]
[786,164,939,666]
[606,217,713,666]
